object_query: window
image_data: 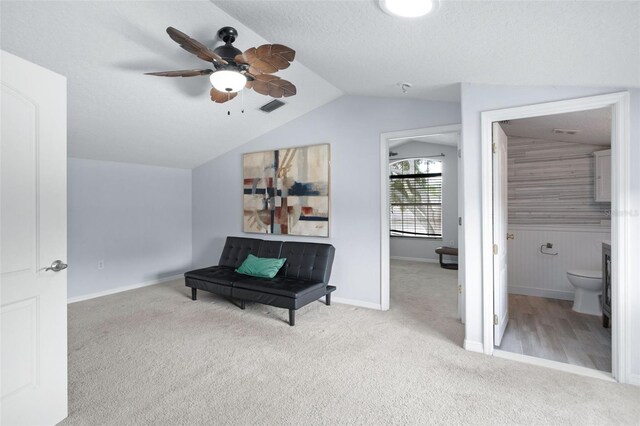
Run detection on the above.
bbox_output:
[389,158,442,238]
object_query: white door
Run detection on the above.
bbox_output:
[1,50,68,425]
[492,122,509,346]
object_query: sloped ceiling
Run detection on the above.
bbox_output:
[0,1,342,168]
[214,0,640,102]
[2,1,638,169]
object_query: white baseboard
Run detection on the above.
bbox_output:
[390,256,438,264]
[508,285,574,301]
[493,349,616,383]
[463,339,484,353]
[67,274,184,304]
[322,295,382,310]
[629,374,640,387]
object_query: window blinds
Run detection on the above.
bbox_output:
[390,173,443,237]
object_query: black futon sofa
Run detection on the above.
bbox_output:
[184,237,336,326]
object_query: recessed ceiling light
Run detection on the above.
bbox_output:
[379,0,439,18]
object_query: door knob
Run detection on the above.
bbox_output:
[45,260,68,272]
[506,233,515,240]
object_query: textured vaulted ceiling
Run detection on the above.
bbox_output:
[214,0,640,101]
[2,1,638,168]
[0,1,342,168]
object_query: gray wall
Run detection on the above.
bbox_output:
[460,84,640,381]
[192,95,461,306]
[68,158,192,299]
[389,142,458,261]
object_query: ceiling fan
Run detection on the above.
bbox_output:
[146,26,297,104]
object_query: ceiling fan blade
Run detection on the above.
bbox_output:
[270,44,296,62]
[236,44,296,74]
[145,69,214,77]
[255,45,289,70]
[210,88,237,103]
[166,27,228,65]
[235,54,249,66]
[250,74,296,98]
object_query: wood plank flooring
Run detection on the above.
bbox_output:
[497,294,611,372]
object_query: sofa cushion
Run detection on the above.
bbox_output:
[235,254,286,279]
[279,242,335,283]
[184,265,246,286]
[234,276,325,298]
[218,237,263,268]
[256,240,283,259]
[186,277,233,297]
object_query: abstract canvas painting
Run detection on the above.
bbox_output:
[243,144,330,237]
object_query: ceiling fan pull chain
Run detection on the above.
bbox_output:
[241,90,245,114]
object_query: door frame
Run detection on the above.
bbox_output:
[480,92,631,382]
[379,124,462,311]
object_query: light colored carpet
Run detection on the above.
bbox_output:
[61,260,639,425]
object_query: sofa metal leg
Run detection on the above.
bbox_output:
[326,292,331,306]
[240,300,245,310]
[191,288,197,301]
[289,309,295,326]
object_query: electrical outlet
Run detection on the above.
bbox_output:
[97,260,104,270]
[546,243,553,249]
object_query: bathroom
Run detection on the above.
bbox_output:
[496,107,612,372]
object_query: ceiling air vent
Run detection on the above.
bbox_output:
[553,128,580,135]
[259,99,285,113]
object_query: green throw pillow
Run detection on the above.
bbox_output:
[235,254,286,279]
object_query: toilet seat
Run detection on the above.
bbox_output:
[567,269,602,279]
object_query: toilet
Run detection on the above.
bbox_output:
[566,269,603,315]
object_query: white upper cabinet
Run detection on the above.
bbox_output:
[594,149,611,202]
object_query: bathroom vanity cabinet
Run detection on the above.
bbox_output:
[602,242,611,328]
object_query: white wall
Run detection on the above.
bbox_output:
[389,142,458,262]
[460,84,640,383]
[67,158,192,300]
[192,95,461,306]
[507,225,610,300]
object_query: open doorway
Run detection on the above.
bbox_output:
[480,92,631,382]
[380,124,463,321]
[493,108,612,372]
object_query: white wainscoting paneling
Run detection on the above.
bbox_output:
[507,225,611,300]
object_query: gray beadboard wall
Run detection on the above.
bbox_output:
[507,137,610,225]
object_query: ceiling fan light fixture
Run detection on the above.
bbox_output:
[379,0,438,18]
[209,70,247,93]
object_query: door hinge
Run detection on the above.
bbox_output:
[493,244,498,255]
[458,285,462,294]
[492,143,496,154]
[458,148,462,158]
[493,314,499,325]
[458,217,462,226]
